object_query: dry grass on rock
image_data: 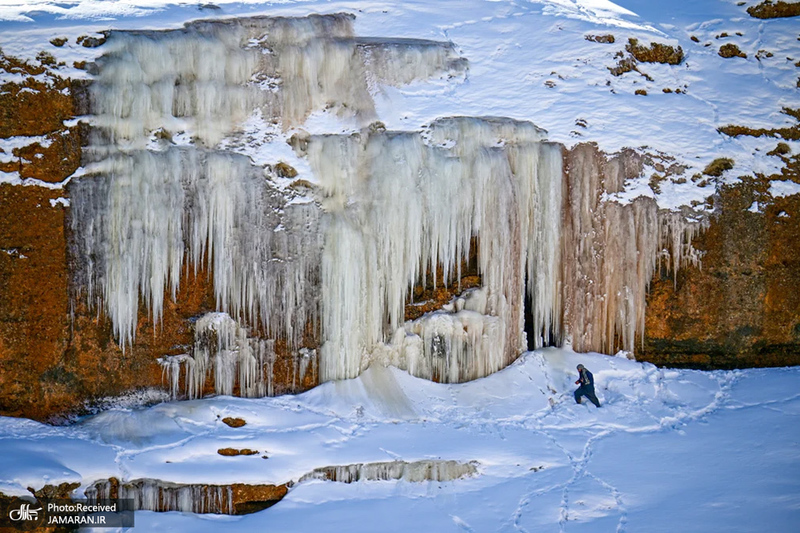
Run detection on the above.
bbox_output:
[719,43,747,59]
[626,38,684,65]
[586,34,615,44]
[747,0,800,19]
[703,158,735,177]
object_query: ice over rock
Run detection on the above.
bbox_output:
[87,13,467,146]
[68,13,705,398]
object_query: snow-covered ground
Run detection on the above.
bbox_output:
[1,347,798,531]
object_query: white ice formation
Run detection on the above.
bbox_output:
[69,14,706,399]
[86,479,234,514]
[300,118,563,382]
[158,312,316,399]
[299,460,479,484]
[88,13,466,147]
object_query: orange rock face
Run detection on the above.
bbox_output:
[642,177,800,368]
[1,54,78,419]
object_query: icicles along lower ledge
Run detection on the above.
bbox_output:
[82,460,479,515]
[158,312,318,400]
[67,13,709,400]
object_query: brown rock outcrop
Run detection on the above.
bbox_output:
[217,448,260,456]
[642,177,800,368]
[222,416,247,428]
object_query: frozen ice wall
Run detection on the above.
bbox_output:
[72,13,464,343]
[70,13,472,397]
[69,13,706,397]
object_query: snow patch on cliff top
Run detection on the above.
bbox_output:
[1,0,799,209]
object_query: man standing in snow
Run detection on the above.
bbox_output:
[574,364,601,407]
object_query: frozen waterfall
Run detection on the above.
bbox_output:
[68,13,706,398]
[297,118,563,382]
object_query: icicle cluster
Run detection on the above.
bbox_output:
[158,312,317,399]
[299,459,478,484]
[295,117,564,382]
[86,479,233,514]
[70,149,321,350]
[72,13,466,358]
[658,207,709,285]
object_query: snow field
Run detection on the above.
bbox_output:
[1,347,798,531]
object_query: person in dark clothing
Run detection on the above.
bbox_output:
[574,364,601,407]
